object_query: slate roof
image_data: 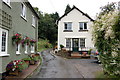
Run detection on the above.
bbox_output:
[57,6,94,24]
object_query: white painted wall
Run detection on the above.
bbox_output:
[58,8,94,51]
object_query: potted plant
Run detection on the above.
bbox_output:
[29,54,40,65]
[12,33,22,45]
[22,57,31,65]
[60,44,64,50]
[6,60,28,76]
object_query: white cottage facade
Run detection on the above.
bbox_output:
[58,6,95,52]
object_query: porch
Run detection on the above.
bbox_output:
[65,38,94,52]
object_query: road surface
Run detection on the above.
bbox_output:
[32,50,102,78]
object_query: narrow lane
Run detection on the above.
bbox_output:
[32,50,84,78]
[32,50,102,78]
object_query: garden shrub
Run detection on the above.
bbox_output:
[60,44,64,49]
[93,10,120,78]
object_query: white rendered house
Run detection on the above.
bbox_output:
[58,6,95,52]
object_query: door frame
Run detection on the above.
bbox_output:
[72,38,79,52]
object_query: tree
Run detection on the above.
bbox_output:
[93,2,120,78]
[34,7,59,45]
[65,4,72,14]
[99,2,116,16]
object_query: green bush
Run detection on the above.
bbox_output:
[22,57,31,61]
[37,39,53,51]
[60,44,64,49]
[93,10,120,78]
[18,61,28,71]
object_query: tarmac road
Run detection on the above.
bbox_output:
[32,50,102,78]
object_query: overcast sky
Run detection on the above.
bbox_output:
[28,0,119,19]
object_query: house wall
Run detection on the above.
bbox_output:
[58,9,94,51]
[0,1,38,73]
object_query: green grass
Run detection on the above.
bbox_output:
[94,70,106,78]
[94,70,119,79]
[37,39,53,52]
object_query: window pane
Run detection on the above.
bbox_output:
[80,38,85,48]
[66,38,71,48]
[64,23,67,29]
[84,23,87,29]
[80,23,83,30]
[21,3,26,18]
[64,22,72,30]
[68,23,72,30]
[1,31,6,52]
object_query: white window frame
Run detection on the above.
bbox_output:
[3,0,10,6]
[16,44,21,54]
[0,28,9,56]
[21,3,27,20]
[66,38,71,48]
[32,15,36,27]
[64,22,72,30]
[79,22,87,30]
[80,38,85,48]
[25,44,28,54]
[31,46,35,53]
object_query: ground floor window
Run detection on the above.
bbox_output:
[66,38,71,48]
[80,38,85,48]
[0,28,9,56]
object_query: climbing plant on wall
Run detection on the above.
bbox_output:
[92,10,120,78]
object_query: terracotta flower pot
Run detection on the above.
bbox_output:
[9,69,19,76]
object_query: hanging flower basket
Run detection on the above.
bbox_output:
[12,33,22,44]
[21,36,30,46]
[30,39,36,46]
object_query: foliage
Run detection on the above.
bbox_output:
[88,49,93,55]
[22,57,31,61]
[60,44,64,49]
[21,36,30,46]
[29,54,40,62]
[30,39,36,46]
[65,4,72,14]
[93,3,120,78]
[99,2,116,16]
[6,60,28,72]
[37,39,53,52]
[34,7,59,45]
[12,33,22,44]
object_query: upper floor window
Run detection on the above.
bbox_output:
[32,15,36,27]
[3,0,10,6]
[0,28,9,56]
[64,22,72,30]
[21,3,26,19]
[79,22,87,30]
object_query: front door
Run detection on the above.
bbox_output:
[72,38,79,52]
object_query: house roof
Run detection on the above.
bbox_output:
[57,6,94,24]
[26,1,40,19]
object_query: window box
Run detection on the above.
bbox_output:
[79,30,88,32]
[63,30,73,32]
